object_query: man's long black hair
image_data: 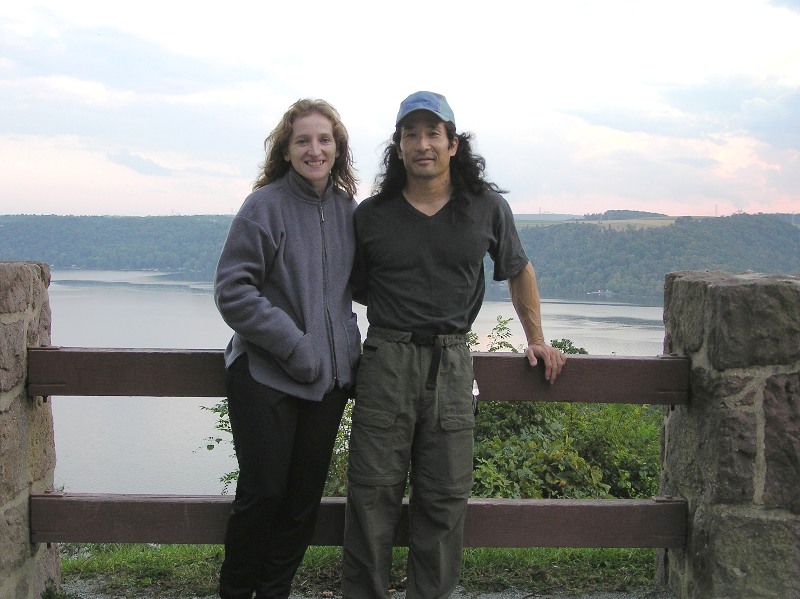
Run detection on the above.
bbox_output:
[372,121,508,199]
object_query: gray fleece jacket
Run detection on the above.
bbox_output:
[214,168,361,401]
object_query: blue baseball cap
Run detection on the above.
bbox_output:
[395,91,455,127]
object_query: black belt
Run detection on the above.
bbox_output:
[409,332,444,390]
[367,327,468,391]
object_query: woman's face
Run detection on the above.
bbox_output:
[284,112,339,195]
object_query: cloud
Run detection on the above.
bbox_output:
[1,13,256,92]
[108,150,171,176]
[1,0,798,217]
[739,89,800,149]
[768,0,800,13]
[0,11,289,167]
[560,77,800,164]
[662,79,800,150]
[561,105,709,140]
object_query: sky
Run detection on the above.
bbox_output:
[2,0,799,218]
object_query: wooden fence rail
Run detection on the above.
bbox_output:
[27,347,690,549]
[30,494,687,548]
[27,347,690,405]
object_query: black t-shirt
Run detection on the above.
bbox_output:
[351,190,528,333]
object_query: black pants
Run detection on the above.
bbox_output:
[219,355,349,599]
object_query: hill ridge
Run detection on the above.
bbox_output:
[1,213,798,300]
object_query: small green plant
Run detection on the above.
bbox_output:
[202,397,235,492]
[486,315,522,352]
[323,399,352,497]
[550,337,589,355]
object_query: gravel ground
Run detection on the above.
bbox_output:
[59,577,678,599]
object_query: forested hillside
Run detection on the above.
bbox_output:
[509,213,800,299]
[1,213,798,300]
[0,215,230,279]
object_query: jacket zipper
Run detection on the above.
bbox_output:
[319,202,339,385]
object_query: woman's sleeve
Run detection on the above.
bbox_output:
[214,215,303,360]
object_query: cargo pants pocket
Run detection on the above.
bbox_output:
[348,337,410,486]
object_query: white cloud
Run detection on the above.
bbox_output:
[1,0,799,216]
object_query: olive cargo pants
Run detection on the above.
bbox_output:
[342,327,475,599]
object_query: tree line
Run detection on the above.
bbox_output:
[1,212,798,301]
[0,214,230,280]
[510,213,799,299]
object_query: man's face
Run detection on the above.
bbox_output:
[397,112,458,182]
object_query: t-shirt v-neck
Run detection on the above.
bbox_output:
[401,194,450,219]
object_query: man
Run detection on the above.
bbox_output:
[343,91,565,599]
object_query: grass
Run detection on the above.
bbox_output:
[460,547,658,594]
[55,543,660,597]
[57,543,223,597]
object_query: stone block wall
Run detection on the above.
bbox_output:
[659,271,800,599]
[0,262,60,598]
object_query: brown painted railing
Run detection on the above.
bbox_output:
[27,347,690,548]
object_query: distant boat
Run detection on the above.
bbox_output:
[587,290,614,296]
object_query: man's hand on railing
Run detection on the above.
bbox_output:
[525,341,566,384]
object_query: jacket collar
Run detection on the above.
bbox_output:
[285,167,333,204]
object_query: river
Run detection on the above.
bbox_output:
[47,270,665,494]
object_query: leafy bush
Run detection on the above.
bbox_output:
[557,403,662,498]
[473,433,609,499]
[473,399,660,500]
[472,327,609,499]
[471,320,660,499]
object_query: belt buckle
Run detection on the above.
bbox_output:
[410,332,437,346]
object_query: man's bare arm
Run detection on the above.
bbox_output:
[507,262,566,384]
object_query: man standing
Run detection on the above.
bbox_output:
[343,91,565,599]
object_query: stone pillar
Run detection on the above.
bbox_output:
[658,271,800,598]
[0,262,60,598]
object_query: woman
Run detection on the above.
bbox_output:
[214,99,361,599]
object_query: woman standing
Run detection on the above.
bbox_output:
[214,99,361,599]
